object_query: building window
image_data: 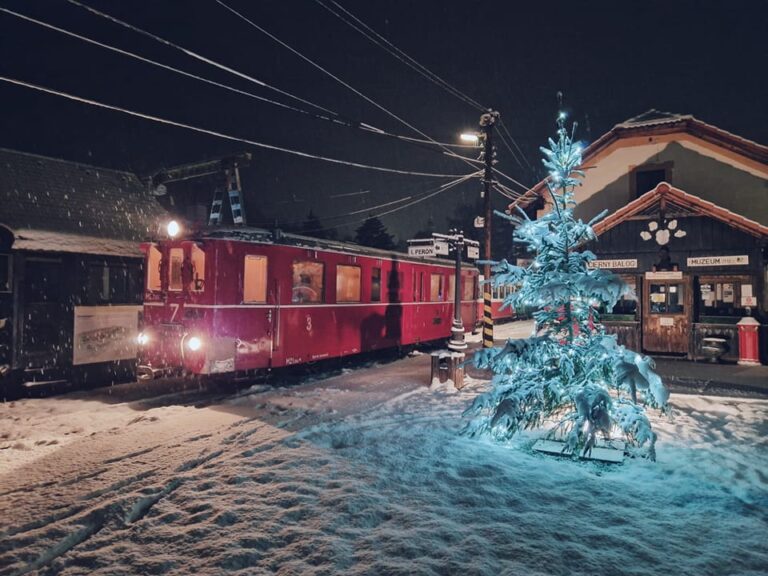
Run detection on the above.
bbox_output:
[191,245,206,291]
[430,273,444,301]
[632,163,672,199]
[243,255,268,303]
[371,267,382,302]
[0,255,10,293]
[147,245,162,291]
[611,276,638,317]
[292,261,324,303]
[336,265,361,302]
[699,276,751,318]
[169,248,184,291]
[649,283,684,314]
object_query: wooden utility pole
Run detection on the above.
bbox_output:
[480,110,499,348]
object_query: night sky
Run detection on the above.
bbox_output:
[1,0,766,241]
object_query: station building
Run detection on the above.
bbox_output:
[0,148,167,390]
[512,110,768,362]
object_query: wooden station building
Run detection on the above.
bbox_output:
[0,148,167,390]
[512,110,768,362]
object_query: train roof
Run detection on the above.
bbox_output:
[192,226,479,270]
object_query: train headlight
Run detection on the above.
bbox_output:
[137,332,149,346]
[167,220,181,238]
[187,336,202,351]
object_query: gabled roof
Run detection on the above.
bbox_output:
[592,182,768,239]
[0,148,169,256]
[509,110,768,210]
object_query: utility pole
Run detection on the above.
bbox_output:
[480,110,499,348]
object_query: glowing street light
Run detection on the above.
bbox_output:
[460,132,480,145]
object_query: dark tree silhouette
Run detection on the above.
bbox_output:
[355,215,395,250]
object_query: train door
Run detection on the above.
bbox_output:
[21,256,65,369]
[642,273,692,355]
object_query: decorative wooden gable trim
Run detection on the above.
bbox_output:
[509,110,768,211]
[592,182,768,239]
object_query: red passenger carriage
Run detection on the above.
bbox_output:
[138,228,480,379]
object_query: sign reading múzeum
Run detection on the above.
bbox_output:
[687,255,749,267]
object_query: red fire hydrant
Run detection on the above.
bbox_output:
[737,316,761,366]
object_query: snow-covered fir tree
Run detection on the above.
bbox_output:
[464,112,669,460]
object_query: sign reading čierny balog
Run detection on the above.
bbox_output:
[587,259,638,270]
[687,255,749,267]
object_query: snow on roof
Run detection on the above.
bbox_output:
[0,148,169,253]
[12,229,144,257]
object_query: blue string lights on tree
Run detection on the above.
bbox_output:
[463,111,669,460]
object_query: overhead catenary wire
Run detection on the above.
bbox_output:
[300,171,478,233]
[23,4,480,167]
[499,117,535,174]
[0,75,473,179]
[313,0,486,112]
[65,0,340,120]
[0,6,343,125]
[214,0,483,175]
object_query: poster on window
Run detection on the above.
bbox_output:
[722,283,734,303]
[73,305,141,365]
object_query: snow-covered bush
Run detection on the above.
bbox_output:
[463,113,668,460]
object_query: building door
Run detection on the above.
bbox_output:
[642,274,692,355]
[22,257,64,369]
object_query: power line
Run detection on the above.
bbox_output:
[313,0,486,112]
[20,4,479,167]
[301,171,477,233]
[214,0,482,175]
[499,117,535,174]
[492,167,529,194]
[0,7,343,124]
[65,0,339,120]
[0,74,474,179]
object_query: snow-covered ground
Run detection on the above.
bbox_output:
[1,322,766,575]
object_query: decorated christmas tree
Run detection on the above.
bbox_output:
[463,111,669,460]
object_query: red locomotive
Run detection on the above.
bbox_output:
[475,277,518,323]
[137,225,480,379]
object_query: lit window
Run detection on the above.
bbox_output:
[244,255,268,303]
[336,265,361,302]
[650,283,684,314]
[371,267,382,302]
[169,248,184,291]
[447,275,456,301]
[191,245,206,292]
[292,261,324,303]
[147,245,162,291]
[430,273,444,301]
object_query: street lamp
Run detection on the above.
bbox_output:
[461,111,499,348]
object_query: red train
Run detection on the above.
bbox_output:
[137,227,480,379]
[475,278,518,323]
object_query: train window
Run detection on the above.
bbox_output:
[292,261,324,303]
[463,277,474,301]
[169,248,184,291]
[447,275,456,301]
[191,245,206,292]
[147,245,162,291]
[430,274,444,301]
[244,255,268,303]
[336,265,361,302]
[371,267,382,302]
[0,254,10,293]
